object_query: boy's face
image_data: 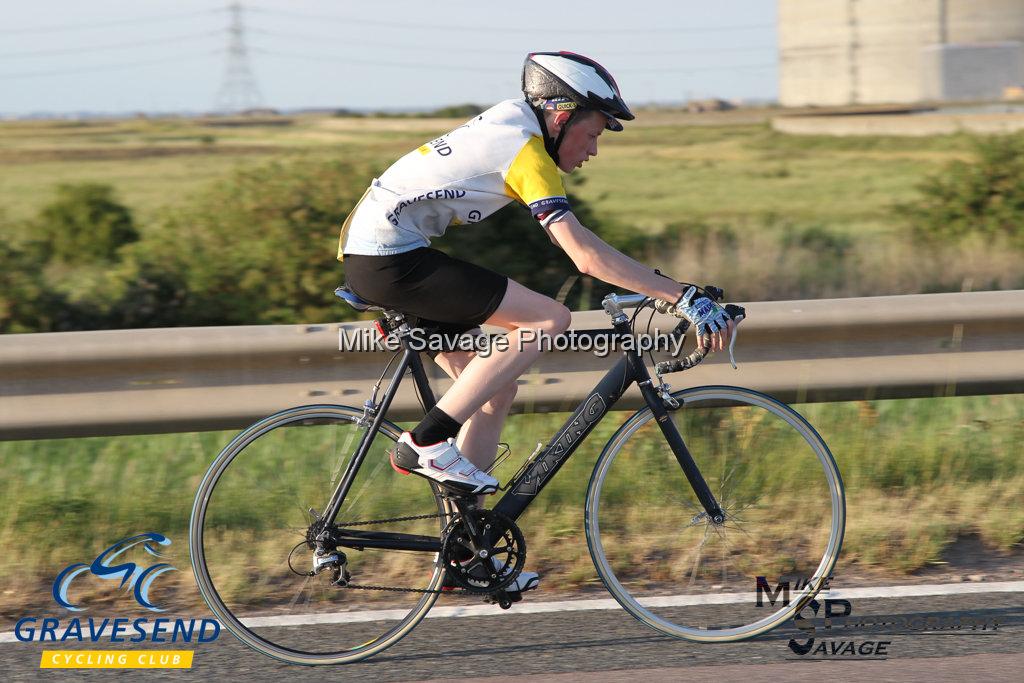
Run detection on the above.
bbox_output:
[552,111,607,173]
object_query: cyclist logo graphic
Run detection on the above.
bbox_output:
[52,532,177,613]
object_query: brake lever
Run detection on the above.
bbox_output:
[727,314,744,369]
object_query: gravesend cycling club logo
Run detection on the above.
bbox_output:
[53,532,176,612]
[14,531,219,669]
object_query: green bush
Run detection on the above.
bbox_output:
[2,155,643,331]
[1,187,147,332]
[0,240,53,333]
[154,157,380,325]
[897,133,1024,248]
[31,183,139,264]
[424,104,485,118]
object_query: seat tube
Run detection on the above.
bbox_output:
[407,350,437,411]
[323,348,415,523]
[633,356,725,522]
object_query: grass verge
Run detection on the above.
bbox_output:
[0,393,1020,619]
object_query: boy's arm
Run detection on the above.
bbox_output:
[545,212,683,302]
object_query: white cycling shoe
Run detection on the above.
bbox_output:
[443,556,540,594]
[499,559,540,593]
[391,433,499,495]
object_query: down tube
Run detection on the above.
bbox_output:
[493,354,640,522]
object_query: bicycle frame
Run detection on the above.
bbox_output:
[320,315,726,554]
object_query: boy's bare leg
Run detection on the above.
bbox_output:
[434,279,571,422]
[433,349,517,474]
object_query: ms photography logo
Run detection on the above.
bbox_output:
[756,575,999,660]
[13,532,219,670]
[755,575,890,659]
[53,532,176,612]
[788,597,892,659]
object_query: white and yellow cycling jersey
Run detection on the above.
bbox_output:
[338,98,571,260]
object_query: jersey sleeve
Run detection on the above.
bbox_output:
[503,136,571,226]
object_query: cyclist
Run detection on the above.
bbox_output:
[338,51,734,594]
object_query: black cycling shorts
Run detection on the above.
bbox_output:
[343,247,509,353]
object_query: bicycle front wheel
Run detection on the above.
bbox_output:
[190,404,450,665]
[585,386,845,642]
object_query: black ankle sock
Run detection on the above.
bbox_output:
[410,407,462,446]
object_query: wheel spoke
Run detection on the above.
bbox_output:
[338,445,387,520]
[328,424,362,490]
[685,522,713,587]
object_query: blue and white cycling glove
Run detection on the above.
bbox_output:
[656,286,731,337]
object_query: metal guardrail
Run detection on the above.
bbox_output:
[1,290,1022,441]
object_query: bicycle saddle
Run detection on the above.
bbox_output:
[334,284,384,312]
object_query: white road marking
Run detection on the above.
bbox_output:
[2,580,1021,643]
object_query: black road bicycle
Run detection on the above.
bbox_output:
[189,287,845,665]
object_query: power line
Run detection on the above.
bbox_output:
[252,48,774,75]
[0,32,221,60]
[251,48,509,73]
[246,5,773,35]
[0,9,221,36]
[0,52,220,80]
[0,3,778,101]
[248,27,776,57]
[630,63,775,74]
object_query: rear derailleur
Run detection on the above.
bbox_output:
[301,513,352,587]
[311,548,351,586]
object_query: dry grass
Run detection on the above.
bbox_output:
[658,224,1024,301]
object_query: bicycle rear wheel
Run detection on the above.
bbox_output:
[190,405,450,665]
[585,386,845,642]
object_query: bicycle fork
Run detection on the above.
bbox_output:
[634,364,726,525]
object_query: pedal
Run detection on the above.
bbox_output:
[483,590,521,610]
[439,490,479,509]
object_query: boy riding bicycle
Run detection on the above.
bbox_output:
[338,51,736,596]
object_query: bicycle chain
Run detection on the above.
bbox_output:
[332,503,522,596]
[336,511,451,527]
[333,511,455,594]
[342,583,444,594]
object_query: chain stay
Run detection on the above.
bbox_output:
[330,509,521,596]
[330,511,452,593]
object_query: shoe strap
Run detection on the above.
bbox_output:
[429,448,460,470]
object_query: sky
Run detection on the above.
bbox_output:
[0,0,779,115]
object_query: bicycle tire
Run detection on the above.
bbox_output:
[190,404,449,665]
[585,385,845,642]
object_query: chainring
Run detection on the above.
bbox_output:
[440,508,526,594]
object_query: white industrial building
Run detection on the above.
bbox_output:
[779,0,1024,105]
